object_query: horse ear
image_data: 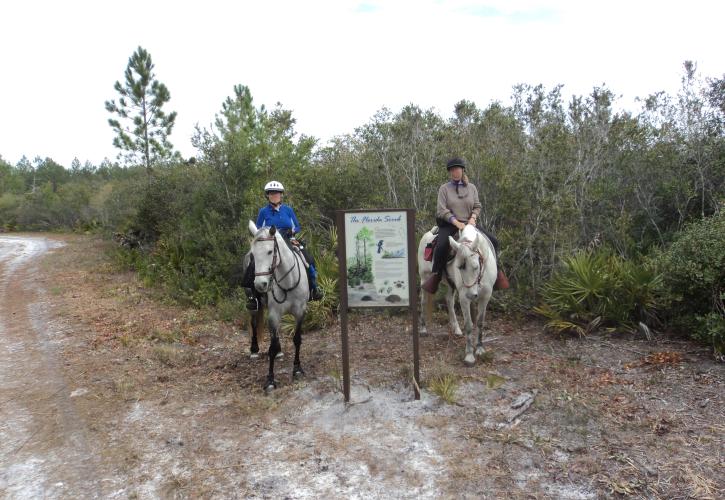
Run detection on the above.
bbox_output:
[449,236,460,252]
[270,225,277,236]
[248,220,258,235]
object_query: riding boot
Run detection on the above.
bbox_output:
[422,273,442,294]
[308,264,323,301]
[494,269,510,290]
[244,287,259,311]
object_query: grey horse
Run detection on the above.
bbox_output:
[247,221,309,391]
[418,224,497,365]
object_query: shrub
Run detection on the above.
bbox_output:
[534,248,664,335]
[655,212,725,357]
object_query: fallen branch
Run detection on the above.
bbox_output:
[506,390,537,423]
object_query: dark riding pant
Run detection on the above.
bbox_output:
[242,254,256,289]
[432,219,458,276]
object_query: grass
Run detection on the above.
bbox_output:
[150,328,182,344]
[428,372,459,404]
[152,344,192,366]
[328,365,344,394]
[113,376,136,401]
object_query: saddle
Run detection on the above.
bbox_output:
[287,241,310,269]
[423,225,459,262]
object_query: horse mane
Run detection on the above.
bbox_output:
[459,225,495,260]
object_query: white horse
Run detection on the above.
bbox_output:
[418,224,497,366]
[248,221,309,391]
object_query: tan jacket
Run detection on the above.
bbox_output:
[436,181,482,223]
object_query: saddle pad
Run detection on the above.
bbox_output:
[423,236,456,263]
[424,237,436,261]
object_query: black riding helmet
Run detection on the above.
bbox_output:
[446,157,466,170]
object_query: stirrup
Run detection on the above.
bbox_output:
[310,288,324,301]
[246,296,259,311]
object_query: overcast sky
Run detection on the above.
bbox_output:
[1,0,722,168]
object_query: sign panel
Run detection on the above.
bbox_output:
[344,211,410,307]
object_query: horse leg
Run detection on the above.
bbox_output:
[292,317,305,378]
[460,297,476,366]
[475,295,491,357]
[265,314,282,392]
[249,308,263,359]
[446,287,463,337]
[419,281,429,337]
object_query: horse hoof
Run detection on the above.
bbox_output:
[250,352,260,359]
[419,327,428,337]
[464,355,476,366]
[293,367,305,379]
[264,380,277,392]
[275,352,284,359]
[475,347,486,357]
[453,329,464,337]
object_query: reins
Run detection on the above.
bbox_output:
[253,233,303,303]
[458,240,485,288]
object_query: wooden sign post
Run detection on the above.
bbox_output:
[336,209,420,402]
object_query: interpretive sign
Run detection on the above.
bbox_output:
[337,209,420,402]
[343,211,410,308]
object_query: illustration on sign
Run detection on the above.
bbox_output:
[344,211,409,307]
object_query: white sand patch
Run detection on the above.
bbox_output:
[243,383,446,499]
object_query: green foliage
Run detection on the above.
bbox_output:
[105,46,178,171]
[655,212,725,355]
[535,249,664,335]
[106,84,316,308]
[2,62,723,340]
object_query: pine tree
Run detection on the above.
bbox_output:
[105,46,177,176]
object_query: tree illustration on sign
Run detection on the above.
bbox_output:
[347,226,374,286]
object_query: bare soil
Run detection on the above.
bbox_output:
[1,234,723,499]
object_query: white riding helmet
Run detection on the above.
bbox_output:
[264,180,285,193]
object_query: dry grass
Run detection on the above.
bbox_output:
[113,376,137,401]
[428,372,459,404]
[682,464,721,499]
[152,344,192,366]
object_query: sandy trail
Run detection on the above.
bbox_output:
[0,236,105,497]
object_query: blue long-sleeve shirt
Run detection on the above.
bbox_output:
[256,204,301,237]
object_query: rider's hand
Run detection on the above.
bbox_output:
[468,216,476,225]
[454,220,466,231]
[290,238,300,246]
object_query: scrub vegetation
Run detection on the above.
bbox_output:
[0,49,723,355]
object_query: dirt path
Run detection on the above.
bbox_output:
[0,236,106,497]
[1,234,723,499]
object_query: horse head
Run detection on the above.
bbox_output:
[248,221,279,293]
[449,226,486,300]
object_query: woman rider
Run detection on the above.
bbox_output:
[422,157,509,294]
[243,180,323,311]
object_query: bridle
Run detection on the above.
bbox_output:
[458,239,485,289]
[253,233,302,303]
